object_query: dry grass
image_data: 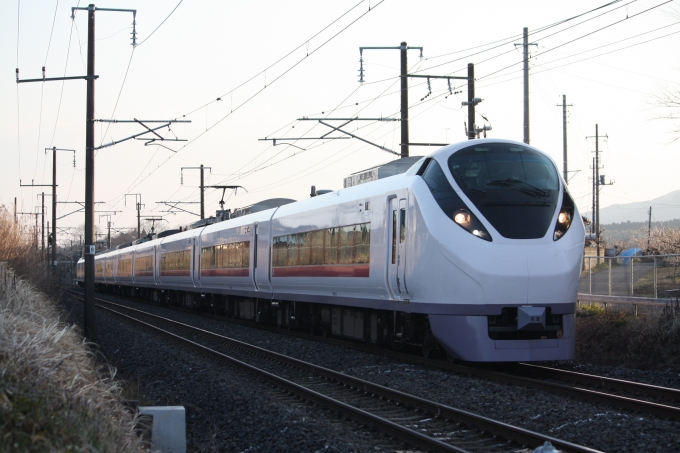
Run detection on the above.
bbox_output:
[0,264,147,452]
[0,207,58,297]
[0,206,147,452]
[576,304,680,371]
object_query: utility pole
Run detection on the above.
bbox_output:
[144,217,166,234]
[647,206,652,251]
[557,96,572,183]
[76,4,136,342]
[181,165,211,219]
[17,210,40,250]
[19,180,52,263]
[591,157,596,236]
[586,124,612,258]
[467,63,475,140]
[47,147,76,274]
[46,221,50,269]
[17,3,138,340]
[515,28,537,144]
[595,125,600,257]
[358,43,423,157]
[41,193,45,262]
[14,198,17,224]
[400,42,409,158]
[125,193,143,238]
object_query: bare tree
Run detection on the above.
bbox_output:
[632,224,680,282]
[652,85,680,142]
[652,5,680,141]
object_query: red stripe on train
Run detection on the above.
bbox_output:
[272,264,369,277]
[201,268,249,277]
[160,270,191,277]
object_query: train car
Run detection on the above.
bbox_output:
[76,138,584,362]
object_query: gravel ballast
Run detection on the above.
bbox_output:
[60,292,680,453]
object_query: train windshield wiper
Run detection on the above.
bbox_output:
[487,178,549,197]
[452,170,486,196]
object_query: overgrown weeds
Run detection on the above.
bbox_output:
[0,207,58,296]
[576,304,680,371]
[0,264,147,452]
[0,206,146,452]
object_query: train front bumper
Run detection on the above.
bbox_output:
[430,313,576,362]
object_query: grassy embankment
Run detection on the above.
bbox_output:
[577,261,680,371]
[0,207,145,452]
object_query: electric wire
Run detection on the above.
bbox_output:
[217,58,419,186]
[135,0,183,48]
[97,47,136,151]
[476,26,680,92]
[179,0,370,119]
[367,0,636,83]
[16,0,22,179]
[44,0,60,65]
[117,0,385,200]
[423,0,628,62]
[125,0,380,202]
[476,0,673,83]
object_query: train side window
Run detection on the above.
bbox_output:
[400,208,406,243]
[286,234,299,266]
[311,230,324,265]
[420,158,465,219]
[392,210,397,264]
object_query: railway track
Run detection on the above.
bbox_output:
[65,289,600,453]
[69,288,680,422]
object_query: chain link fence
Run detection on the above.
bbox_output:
[580,254,680,299]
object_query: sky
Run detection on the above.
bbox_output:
[2,0,679,245]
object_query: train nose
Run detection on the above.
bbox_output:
[517,306,546,331]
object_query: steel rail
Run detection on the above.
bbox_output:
[65,290,600,453]
[514,363,680,402]
[65,288,680,422]
[74,294,468,453]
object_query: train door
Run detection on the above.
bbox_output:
[387,196,409,299]
[252,223,259,291]
[193,237,200,288]
[153,246,160,285]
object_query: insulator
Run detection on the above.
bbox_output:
[358,57,365,84]
[448,79,452,95]
[42,66,46,79]
[15,68,19,81]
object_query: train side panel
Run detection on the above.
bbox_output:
[269,180,402,305]
[158,229,201,290]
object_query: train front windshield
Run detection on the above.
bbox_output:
[448,143,560,239]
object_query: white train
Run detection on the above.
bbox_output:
[77,138,584,362]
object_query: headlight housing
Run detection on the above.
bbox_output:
[417,157,494,242]
[453,208,492,241]
[553,190,575,241]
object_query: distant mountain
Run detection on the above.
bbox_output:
[599,190,680,224]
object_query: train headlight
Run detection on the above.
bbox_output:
[553,191,575,241]
[453,209,492,241]
[454,211,470,225]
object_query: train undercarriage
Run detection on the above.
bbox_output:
[94,283,440,358]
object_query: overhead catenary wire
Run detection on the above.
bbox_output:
[476,26,680,92]
[16,0,22,181]
[116,0,385,201]
[476,0,673,83]
[135,0,183,48]
[107,0,651,220]
[179,0,372,119]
